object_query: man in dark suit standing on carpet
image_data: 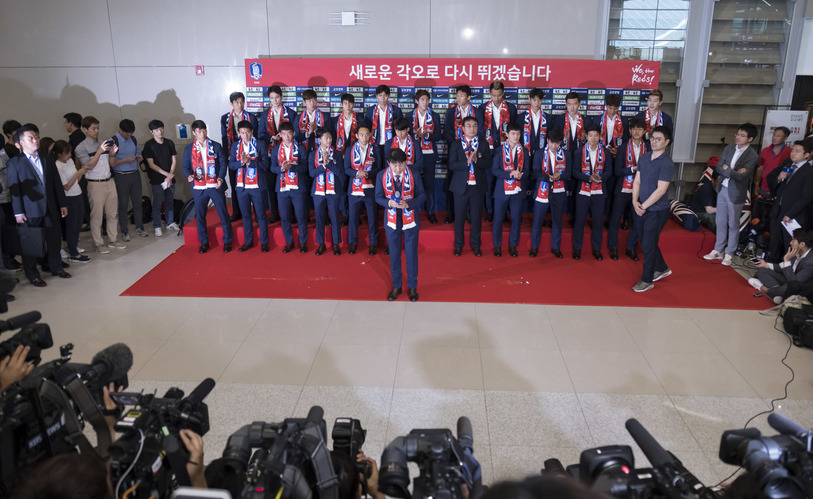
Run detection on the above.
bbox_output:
[448,116,491,257]
[7,124,69,286]
[376,148,425,302]
[220,91,257,222]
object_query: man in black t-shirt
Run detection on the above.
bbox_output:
[142,120,178,236]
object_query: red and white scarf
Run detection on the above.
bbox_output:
[278,142,301,192]
[644,108,663,136]
[600,112,624,149]
[523,110,547,151]
[501,142,524,195]
[191,139,218,190]
[621,140,648,193]
[535,145,567,203]
[412,110,435,153]
[578,145,605,196]
[462,136,479,185]
[371,104,393,144]
[235,137,260,189]
[562,113,584,151]
[314,147,336,196]
[350,143,375,196]
[391,136,416,166]
[265,107,293,148]
[226,110,252,149]
[383,166,416,230]
[484,101,510,148]
[454,104,473,140]
[299,109,325,133]
[335,112,358,154]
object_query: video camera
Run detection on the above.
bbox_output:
[719,412,813,498]
[378,416,483,499]
[108,377,215,499]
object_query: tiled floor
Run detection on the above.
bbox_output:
[15,230,813,488]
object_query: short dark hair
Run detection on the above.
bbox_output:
[148,119,164,130]
[547,129,563,143]
[375,84,390,96]
[267,85,283,97]
[394,118,410,132]
[648,89,664,101]
[456,85,472,97]
[357,123,371,133]
[628,118,646,130]
[565,92,581,103]
[237,120,253,131]
[584,124,601,135]
[793,228,813,248]
[738,123,758,140]
[388,147,407,163]
[605,94,622,107]
[229,91,245,103]
[489,81,505,92]
[2,120,21,137]
[775,126,791,138]
[191,120,207,131]
[529,88,545,100]
[315,127,331,139]
[302,89,317,101]
[331,452,361,499]
[653,125,672,142]
[415,89,430,101]
[340,93,355,104]
[81,116,99,129]
[506,122,522,134]
[63,112,82,128]
[119,119,135,134]
[52,139,71,158]
[462,116,479,127]
[12,124,38,145]
[11,453,110,499]
[794,139,813,155]
[279,121,294,133]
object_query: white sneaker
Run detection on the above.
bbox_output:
[722,254,733,266]
[653,268,672,282]
[703,250,723,260]
[748,278,764,291]
[166,222,180,231]
[60,249,69,259]
[136,228,149,237]
[155,227,163,237]
[96,245,110,254]
[77,247,86,254]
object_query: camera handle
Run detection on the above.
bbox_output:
[163,433,193,487]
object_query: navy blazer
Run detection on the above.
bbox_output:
[330,112,368,155]
[228,139,269,189]
[343,142,381,197]
[634,110,674,138]
[374,166,427,221]
[308,148,345,196]
[365,103,404,145]
[516,110,552,156]
[573,145,613,195]
[269,142,309,193]
[552,113,588,154]
[590,113,629,152]
[182,139,228,182]
[383,137,424,173]
[532,146,572,192]
[448,135,491,196]
[613,139,649,178]
[257,106,297,147]
[220,110,258,152]
[294,109,331,154]
[443,104,482,144]
[491,143,530,200]
[479,101,517,149]
[8,153,67,226]
[405,109,442,156]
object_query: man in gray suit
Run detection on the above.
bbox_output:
[751,228,813,304]
[704,123,759,266]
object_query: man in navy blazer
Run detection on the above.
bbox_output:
[530,130,571,259]
[634,89,673,143]
[344,124,381,256]
[448,116,491,256]
[258,85,297,224]
[443,85,481,224]
[406,90,442,224]
[383,119,424,196]
[270,122,310,253]
[228,120,269,253]
[309,127,345,255]
[7,124,69,286]
[480,81,517,219]
[572,124,613,261]
[221,91,258,222]
[491,123,529,258]
[365,84,404,161]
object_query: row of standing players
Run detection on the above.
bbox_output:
[185,83,674,299]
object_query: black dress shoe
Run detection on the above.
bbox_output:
[509,246,518,258]
[369,246,377,256]
[572,249,581,260]
[568,218,576,228]
[230,213,241,223]
[408,288,419,302]
[333,246,341,255]
[387,288,402,301]
[199,243,210,254]
[493,247,502,257]
[454,247,462,257]
[325,218,332,226]
[54,270,71,278]
[621,220,630,230]
[551,248,563,259]
[223,242,232,253]
[472,247,482,257]
[261,243,269,253]
[542,220,551,228]
[529,248,538,257]
[384,246,389,255]
[609,249,618,260]
[238,243,253,252]
[268,213,279,224]
[444,215,454,224]
[29,278,46,287]
[485,213,493,223]
[348,243,357,254]
[299,244,307,253]
[282,242,294,253]
[625,249,639,261]
[315,244,326,256]
[428,214,438,224]
[5,294,14,302]
[592,250,603,261]
[61,261,70,268]
[341,216,349,226]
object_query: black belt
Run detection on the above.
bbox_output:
[115,170,138,175]
[87,177,111,182]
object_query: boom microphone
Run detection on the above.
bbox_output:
[88,343,133,383]
[767,413,810,439]
[625,418,673,467]
[0,311,42,333]
[184,377,215,406]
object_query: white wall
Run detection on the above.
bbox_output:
[799,18,813,76]
[0,0,601,148]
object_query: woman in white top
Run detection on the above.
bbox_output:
[53,141,91,263]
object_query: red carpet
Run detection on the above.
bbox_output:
[122,209,768,309]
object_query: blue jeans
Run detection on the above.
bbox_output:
[151,183,175,227]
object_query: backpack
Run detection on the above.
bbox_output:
[781,301,813,349]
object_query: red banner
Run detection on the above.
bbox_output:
[245,58,660,89]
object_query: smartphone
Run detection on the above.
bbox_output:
[171,488,232,499]
[104,138,115,147]
[750,257,761,264]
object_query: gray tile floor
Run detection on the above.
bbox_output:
[16,231,813,487]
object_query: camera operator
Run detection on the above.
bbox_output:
[356,450,385,499]
[10,452,112,499]
[0,344,33,391]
